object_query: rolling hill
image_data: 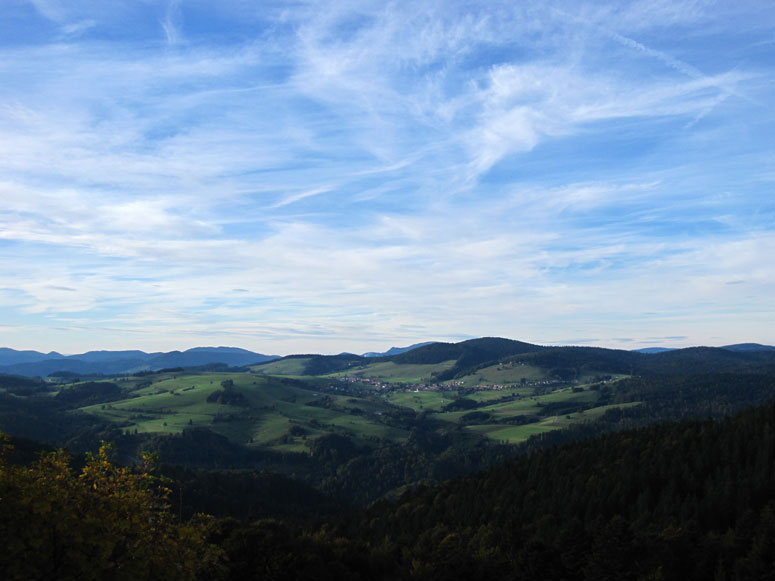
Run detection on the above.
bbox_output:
[3,336,775,506]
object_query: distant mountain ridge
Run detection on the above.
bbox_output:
[632,347,676,354]
[71,350,160,363]
[0,348,65,365]
[721,343,775,352]
[3,338,775,378]
[361,342,434,357]
[633,343,775,354]
[0,347,278,377]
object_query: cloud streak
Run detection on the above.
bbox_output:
[0,1,773,353]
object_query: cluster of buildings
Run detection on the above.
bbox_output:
[335,375,533,393]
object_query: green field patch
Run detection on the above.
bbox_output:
[435,387,600,423]
[334,360,457,384]
[275,400,342,424]
[81,373,275,435]
[465,386,534,403]
[465,420,561,443]
[451,363,549,386]
[91,370,408,447]
[206,416,265,444]
[247,413,301,446]
[554,402,642,425]
[536,388,599,405]
[385,390,460,412]
[459,400,641,444]
[326,412,409,443]
[268,442,309,454]
[436,399,538,423]
[250,358,310,375]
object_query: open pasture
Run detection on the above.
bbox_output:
[73,369,628,454]
[451,362,549,386]
[79,372,407,450]
[249,357,311,376]
[436,386,599,423]
[335,360,457,384]
[385,390,458,411]
[465,419,561,443]
[465,386,534,402]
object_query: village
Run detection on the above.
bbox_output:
[332,374,568,394]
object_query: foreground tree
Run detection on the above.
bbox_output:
[0,434,221,580]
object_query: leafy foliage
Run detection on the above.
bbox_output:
[0,435,221,579]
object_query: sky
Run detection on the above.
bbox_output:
[0,0,774,355]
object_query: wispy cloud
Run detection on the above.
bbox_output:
[271,186,333,209]
[0,1,773,353]
[161,0,182,46]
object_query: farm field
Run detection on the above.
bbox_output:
[331,360,457,383]
[383,386,535,412]
[79,372,407,452]
[249,357,311,376]
[465,420,560,443]
[384,389,455,411]
[73,366,637,456]
[466,386,535,402]
[463,401,642,443]
[450,362,549,385]
[434,386,599,423]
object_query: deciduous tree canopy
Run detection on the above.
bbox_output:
[0,436,220,580]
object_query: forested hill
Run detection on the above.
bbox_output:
[513,345,775,378]
[309,401,775,580]
[3,349,775,577]
[387,337,542,364]
[6,396,775,579]
[385,339,775,381]
[387,337,542,380]
[79,397,774,580]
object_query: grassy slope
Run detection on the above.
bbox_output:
[80,372,409,453]
[249,358,310,376]
[385,386,536,412]
[463,401,640,443]
[450,362,548,385]
[76,354,637,451]
[330,360,457,383]
[436,387,597,421]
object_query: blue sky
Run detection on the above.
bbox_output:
[0,0,773,355]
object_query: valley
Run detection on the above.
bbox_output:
[3,337,775,579]
[3,336,775,507]
[72,353,626,454]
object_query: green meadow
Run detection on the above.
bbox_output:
[384,389,456,411]
[460,401,640,444]
[465,420,560,443]
[332,360,457,383]
[451,362,549,385]
[75,365,635,454]
[433,387,593,422]
[249,357,311,376]
[80,372,408,452]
